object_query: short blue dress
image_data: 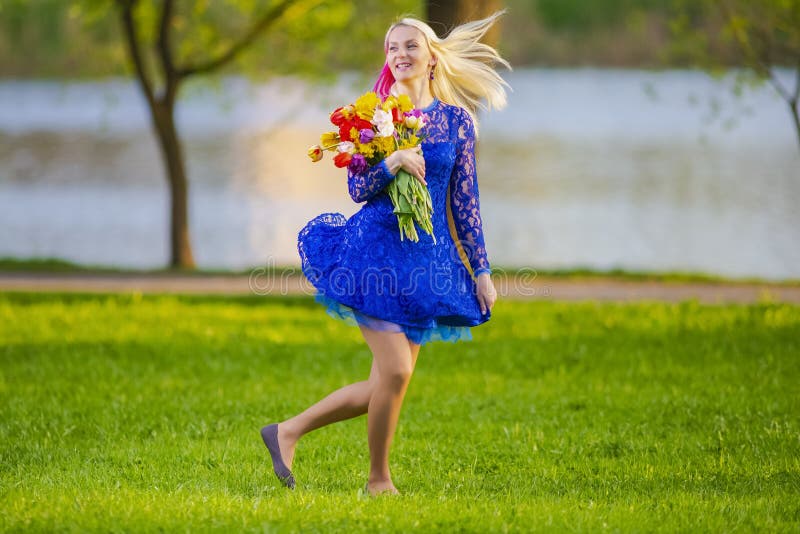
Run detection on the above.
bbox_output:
[297,98,492,345]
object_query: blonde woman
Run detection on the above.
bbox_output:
[262,11,510,497]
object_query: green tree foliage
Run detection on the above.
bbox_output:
[0,0,421,78]
[499,0,682,67]
[535,0,667,32]
[7,0,786,73]
[670,0,800,149]
[19,0,419,269]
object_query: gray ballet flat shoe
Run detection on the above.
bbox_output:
[260,423,296,490]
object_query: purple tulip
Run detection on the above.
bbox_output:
[348,153,368,174]
[359,129,375,144]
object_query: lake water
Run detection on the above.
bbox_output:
[0,69,798,280]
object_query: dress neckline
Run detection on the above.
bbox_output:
[420,97,439,112]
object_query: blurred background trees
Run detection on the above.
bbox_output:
[5,0,797,77]
[0,0,413,268]
[0,0,795,270]
[669,0,799,147]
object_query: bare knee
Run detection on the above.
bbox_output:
[361,327,415,392]
[378,365,413,392]
[367,365,412,390]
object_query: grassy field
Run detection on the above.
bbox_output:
[1,291,798,532]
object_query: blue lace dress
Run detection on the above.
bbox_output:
[297,97,492,345]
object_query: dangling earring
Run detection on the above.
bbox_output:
[429,66,435,81]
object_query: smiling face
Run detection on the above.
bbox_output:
[386,25,436,83]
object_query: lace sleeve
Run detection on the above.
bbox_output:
[450,109,491,276]
[347,160,396,203]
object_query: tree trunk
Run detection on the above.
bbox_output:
[118,0,297,270]
[151,99,195,269]
[426,0,503,47]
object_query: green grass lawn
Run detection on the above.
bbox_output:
[1,292,798,532]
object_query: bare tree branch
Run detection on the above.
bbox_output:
[767,66,792,102]
[793,63,800,103]
[716,0,794,105]
[118,0,156,108]
[177,0,297,79]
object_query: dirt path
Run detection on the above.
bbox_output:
[2,272,799,304]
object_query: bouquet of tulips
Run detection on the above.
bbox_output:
[308,91,435,244]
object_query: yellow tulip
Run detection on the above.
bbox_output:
[396,94,413,113]
[355,92,380,119]
[320,131,339,147]
[307,145,323,162]
[382,95,398,112]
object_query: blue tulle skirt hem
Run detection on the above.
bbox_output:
[314,292,472,346]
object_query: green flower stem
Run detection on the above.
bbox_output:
[386,168,435,243]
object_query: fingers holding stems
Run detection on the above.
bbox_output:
[407,146,426,185]
[386,147,426,185]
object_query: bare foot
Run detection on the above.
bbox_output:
[276,422,297,470]
[367,480,400,496]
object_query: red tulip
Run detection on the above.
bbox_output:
[353,117,373,131]
[338,122,353,142]
[330,107,346,126]
[391,107,403,123]
[333,151,352,168]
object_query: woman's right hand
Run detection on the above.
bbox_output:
[385,147,427,186]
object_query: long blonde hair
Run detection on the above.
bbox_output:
[374,10,512,137]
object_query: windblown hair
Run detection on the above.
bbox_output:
[373,10,512,137]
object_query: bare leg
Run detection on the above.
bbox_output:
[361,326,420,496]
[275,333,422,474]
[408,339,422,368]
[277,361,374,469]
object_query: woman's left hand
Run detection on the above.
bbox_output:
[476,272,497,315]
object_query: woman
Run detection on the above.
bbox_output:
[262,10,510,497]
